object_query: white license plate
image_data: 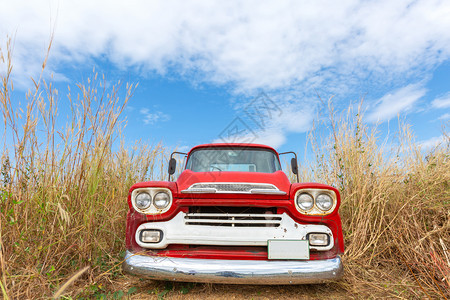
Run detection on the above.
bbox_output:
[268,240,309,260]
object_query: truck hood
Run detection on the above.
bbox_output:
[176,169,291,195]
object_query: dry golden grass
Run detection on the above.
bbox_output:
[0,37,449,299]
[0,39,170,299]
[306,101,450,298]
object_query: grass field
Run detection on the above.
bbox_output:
[1,40,449,299]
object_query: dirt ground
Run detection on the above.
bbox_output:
[110,275,353,299]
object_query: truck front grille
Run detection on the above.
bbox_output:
[185,206,280,227]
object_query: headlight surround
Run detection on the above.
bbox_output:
[135,192,152,209]
[153,192,170,209]
[294,189,337,215]
[296,193,314,211]
[316,193,333,211]
[131,188,172,214]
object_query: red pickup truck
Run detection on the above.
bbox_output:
[123,143,344,284]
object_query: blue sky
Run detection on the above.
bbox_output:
[1,0,449,159]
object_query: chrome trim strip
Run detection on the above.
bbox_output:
[185,219,281,224]
[181,188,217,193]
[250,189,286,195]
[181,189,287,195]
[123,251,343,284]
[181,182,286,195]
[185,213,282,226]
[186,213,283,218]
[181,188,286,195]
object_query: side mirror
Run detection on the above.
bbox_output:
[279,151,299,183]
[291,157,298,175]
[168,158,176,175]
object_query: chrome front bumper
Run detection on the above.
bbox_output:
[123,251,343,284]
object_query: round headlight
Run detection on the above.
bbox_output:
[316,193,333,211]
[153,192,170,209]
[296,193,314,211]
[135,192,152,210]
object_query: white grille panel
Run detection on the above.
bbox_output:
[135,212,335,251]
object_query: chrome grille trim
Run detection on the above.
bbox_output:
[181,182,286,195]
[184,213,282,227]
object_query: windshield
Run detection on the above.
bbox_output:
[185,147,281,173]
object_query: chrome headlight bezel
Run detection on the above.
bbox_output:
[316,193,333,211]
[296,193,314,211]
[294,188,337,215]
[153,192,171,209]
[307,232,331,247]
[135,192,152,210]
[131,188,173,214]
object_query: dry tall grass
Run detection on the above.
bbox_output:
[306,101,450,298]
[0,38,449,299]
[0,40,170,298]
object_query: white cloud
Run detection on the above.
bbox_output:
[438,113,450,120]
[419,135,446,150]
[367,84,426,123]
[213,127,287,149]
[251,129,287,149]
[1,0,449,92]
[212,98,314,148]
[125,105,136,112]
[1,0,450,146]
[431,93,450,108]
[176,145,190,153]
[139,108,170,125]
